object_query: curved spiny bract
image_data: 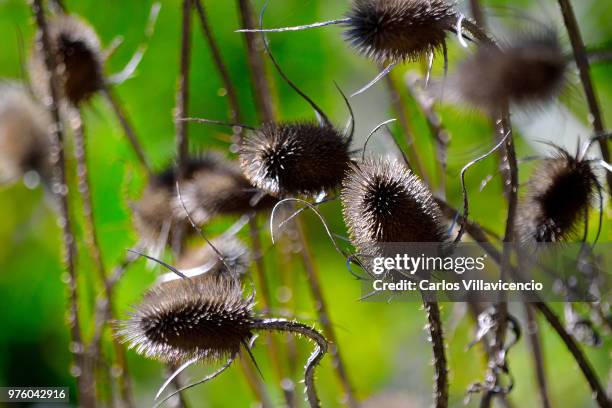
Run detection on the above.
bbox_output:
[517,148,598,244]
[175,152,277,225]
[250,318,328,408]
[117,273,255,364]
[450,30,567,111]
[30,14,103,105]
[341,158,446,250]
[344,0,457,64]
[240,122,352,197]
[0,82,51,186]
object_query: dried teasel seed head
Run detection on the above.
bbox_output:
[240,122,351,197]
[156,236,251,282]
[450,29,567,110]
[341,158,446,250]
[29,15,103,105]
[117,273,254,364]
[0,82,51,186]
[175,152,277,225]
[344,0,457,64]
[517,149,598,244]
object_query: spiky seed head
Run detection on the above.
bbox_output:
[240,122,351,197]
[117,273,254,364]
[517,149,598,244]
[175,152,277,225]
[342,158,446,250]
[0,82,51,185]
[175,237,251,278]
[450,30,567,110]
[344,0,456,64]
[30,15,103,105]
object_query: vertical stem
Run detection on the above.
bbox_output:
[557,0,612,193]
[295,219,359,408]
[176,0,193,179]
[383,72,429,184]
[101,85,153,178]
[469,0,486,28]
[237,354,275,408]
[237,0,275,123]
[30,1,95,406]
[523,304,551,408]
[165,364,191,408]
[193,0,243,123]
[423,301,449,408]
[73,108,135,408]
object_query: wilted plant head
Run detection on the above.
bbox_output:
[118,272,255,364]
[30,14,103,105]
[449,29,567,111]
[344,0,457,64]
[517,147,599,244]
[0,82,51,186]
[175,151,277,225]
[240,122,352,197]
[342,157,446,249]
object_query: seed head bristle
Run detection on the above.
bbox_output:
[30,15,103,105]
[517,148,598,244]
[117,273,254,364]
[450,29,567,110]
[344,0,456,64]
[341,158,446,249]
[0,82,51,185]
[240,122,351,197]
[175,152,277,225]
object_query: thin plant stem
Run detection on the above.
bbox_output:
[72,108,135,408]
[193,0,243,123]
[382,71,429,184]
[423,300,449,408]
[237,353,275,408]
[523,304,551,408]
[30,0,95,405]
[557,0,612,193]
[295,218,359,408]
[165,363,191,408]
[236,0,275,123]
[101,84,153,178]
[176,0,193,179]
[436,200,610,408]
[469,0,486,28]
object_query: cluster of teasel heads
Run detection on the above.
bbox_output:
[5,0,611,406]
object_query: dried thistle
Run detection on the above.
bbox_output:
[450,29,567,110]
[0,82,51,186]
[29,14,104,105]
[517,147,599,244]
[341,157,446,249]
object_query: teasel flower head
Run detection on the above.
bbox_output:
[450,29,567,111]
[30,14,103,105]
[344,0,457,64]
[118,273,255,364]
[175,152,277,225]
[0,82,51,187]
[517,148,599,244]
[240,122,352,197]
[342,158,446,250]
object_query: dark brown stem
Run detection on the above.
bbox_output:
[72,108,135,408]
[295,218,359,408]
[193,0,243,123]
[469,0,486,28]
[30,1,94,406]
[557,0,612,193]
[382,71,429,185]
[236,0,275,123]
[523,304,551,408]
[176,0,193,179]
[101,84,153,178]
[252,318,328,408]
[423,301,449,408]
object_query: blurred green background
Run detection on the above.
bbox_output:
[0,0,610,406]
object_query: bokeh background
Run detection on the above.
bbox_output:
[0,0,610,406]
